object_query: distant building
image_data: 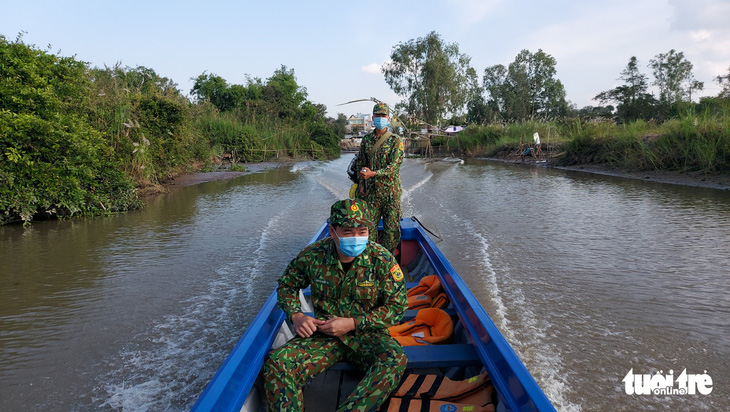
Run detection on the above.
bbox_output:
[346,113,372,135]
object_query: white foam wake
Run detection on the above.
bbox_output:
[436,202,580,411]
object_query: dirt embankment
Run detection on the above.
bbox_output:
[148,146,729,194]
[485,143,730,191]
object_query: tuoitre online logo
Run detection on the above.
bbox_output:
[623,368,713,395]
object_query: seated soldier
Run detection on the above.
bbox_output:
[264,199,408,412]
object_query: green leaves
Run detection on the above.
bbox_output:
[483,49,567,121]
[384,31,472,125]
[0,36,140,225]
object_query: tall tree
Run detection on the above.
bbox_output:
[483,49,567,121]
[594,56,658,122]
[383,31,472,125]
[263,65,308,118]
[464,66,490,124]
[648,49,704,105]
[716,66,730,99]
[191,73,232,111]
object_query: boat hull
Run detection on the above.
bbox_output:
[192,217,555,411]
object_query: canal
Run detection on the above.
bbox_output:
[1,155,728,410]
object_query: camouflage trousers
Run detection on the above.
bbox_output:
[360,195,401,253]
[264,332,407,412]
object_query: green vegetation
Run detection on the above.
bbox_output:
[386,32,730,175]
[3,29,729,225]
[432,111,730,174]
[1,36,343,225]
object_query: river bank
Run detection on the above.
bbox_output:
[161,154,730,194]
[164,162,294,188]
[484,151,730,191]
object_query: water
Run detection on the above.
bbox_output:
[1,156,729,411]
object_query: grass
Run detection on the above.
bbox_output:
[434,110,729,174]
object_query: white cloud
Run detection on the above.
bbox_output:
[690,30,712,42]
[361,63,382,75]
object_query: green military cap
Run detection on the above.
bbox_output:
[373,103,389,115]
[330,199,369,227]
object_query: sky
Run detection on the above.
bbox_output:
[2,0,729,118]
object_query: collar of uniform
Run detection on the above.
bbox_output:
[325,237,371,269]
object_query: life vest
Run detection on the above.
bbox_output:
[388,308,453,346]
[382,372,496,412]
[407,275,442,298]
[430,293,449,309]
[407,293,450,310]
[407,275,450,310]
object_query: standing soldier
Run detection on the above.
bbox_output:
[264,198,408,412]
[356,103,404,255]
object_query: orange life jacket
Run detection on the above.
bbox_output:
[383,372,496,412]
[388,308,453,346]
[407,294,432,310]
[430,292,449,309]
[407,292,451,310]
[407,275,451,310]
[407,275,442,298]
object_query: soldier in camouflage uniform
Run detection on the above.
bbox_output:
[356,103,404,254]
[264,198,408,412]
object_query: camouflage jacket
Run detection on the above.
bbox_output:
[355,130,404,200]
[277,237,407,340]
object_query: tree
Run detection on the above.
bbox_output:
[327,113,348,139]
[594,56,659,122]
[383,31,472,126]
[648,49,704,105]
[464,66,492,125]
[483,49,567,121]
[191,73,236,111]
[263,65,308,119]
[716,66,730,98]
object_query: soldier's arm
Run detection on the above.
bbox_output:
[374,136,404,178]
[276,251,310,320]
[355,137,369,186]
[352,254,407,331]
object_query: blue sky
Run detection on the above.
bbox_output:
[2,0,729,117]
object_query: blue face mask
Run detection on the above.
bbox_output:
[373,116,388,130]
[333,230,368,257]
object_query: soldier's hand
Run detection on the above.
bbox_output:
[291,312,325,338]
[359,167,376,180]
[318,317,356,337]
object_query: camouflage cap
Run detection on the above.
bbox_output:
[330,199,369,227]
[373,103,389,115]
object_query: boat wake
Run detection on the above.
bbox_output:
[401,169,433,217]
[436,204,581,412]
[93,204,298,411]
[93,272,254,411]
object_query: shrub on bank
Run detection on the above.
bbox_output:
[0,36,141,225]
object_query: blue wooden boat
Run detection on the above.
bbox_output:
[192,217,555,411]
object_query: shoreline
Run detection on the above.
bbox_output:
[483,156,729,191]
[156,157,730,193]
[164,161,292,188]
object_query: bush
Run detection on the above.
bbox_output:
[0,36,140,224]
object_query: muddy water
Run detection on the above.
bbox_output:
[1,156,728,411]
